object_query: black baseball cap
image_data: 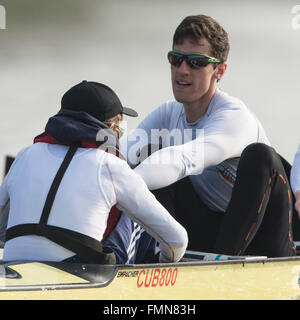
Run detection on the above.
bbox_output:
[61,80,138,121]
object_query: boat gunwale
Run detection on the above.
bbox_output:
[0,254,300,292]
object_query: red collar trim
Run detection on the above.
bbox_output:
[34,133,99,148]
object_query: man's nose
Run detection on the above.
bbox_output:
[177,60,191,74]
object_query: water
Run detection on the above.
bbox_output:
[0,0,300,173]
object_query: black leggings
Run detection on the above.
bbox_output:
[153,143,297,257]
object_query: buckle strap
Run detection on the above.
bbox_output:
[6,224,116,264]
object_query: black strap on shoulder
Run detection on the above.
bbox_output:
[5,144,116,265]
[39,144,78,225]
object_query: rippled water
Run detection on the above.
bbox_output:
[0,0,300,173]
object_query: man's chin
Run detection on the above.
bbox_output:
[172,92,186,103]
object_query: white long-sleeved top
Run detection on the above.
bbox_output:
[0,143,187,263]
[291,144,300,194]
[120,88,270,212]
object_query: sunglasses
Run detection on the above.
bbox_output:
[167,50,221,69]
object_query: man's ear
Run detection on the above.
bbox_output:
[215,62,227,81]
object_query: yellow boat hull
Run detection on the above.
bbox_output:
[1,256,300,300]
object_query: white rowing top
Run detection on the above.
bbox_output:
[0,143,187,263]
[120,88,270,212]
[291,144,300,194]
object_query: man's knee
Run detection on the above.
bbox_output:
[241,143,277,168]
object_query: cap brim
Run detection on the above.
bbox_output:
[122,107,138,117]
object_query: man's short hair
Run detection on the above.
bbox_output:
[173,15,230,63]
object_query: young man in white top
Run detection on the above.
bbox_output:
[120,15,297,257]
[0,80,188,264]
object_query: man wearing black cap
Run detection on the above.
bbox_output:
[0,81,188,264]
